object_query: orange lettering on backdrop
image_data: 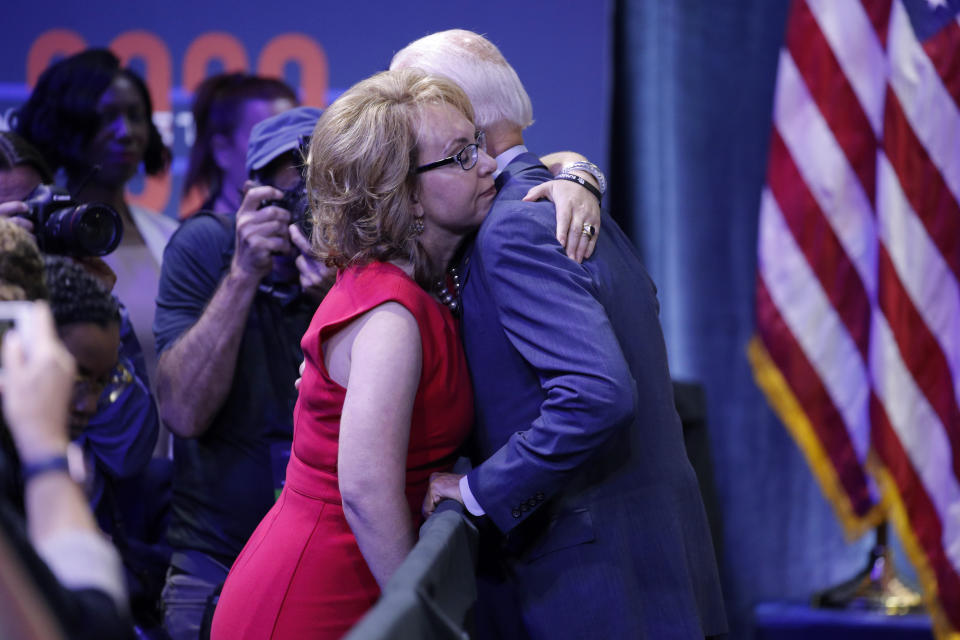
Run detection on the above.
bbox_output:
[26,29,86,87]
[110,31,173,212]
[111,31,172,112]
[258,33,329,107]
[182,32,249,92]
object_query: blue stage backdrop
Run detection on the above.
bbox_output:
[0,0,610,220]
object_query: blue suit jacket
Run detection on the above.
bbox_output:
[460,153,727,638]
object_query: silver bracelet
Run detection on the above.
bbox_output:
[563,161,607,196]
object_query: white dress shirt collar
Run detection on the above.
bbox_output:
[494,144,528,179]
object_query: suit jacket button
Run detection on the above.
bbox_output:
[521,503,530,512]
[527,498,537,508]
[535,492,544,501]
[511,509,521,519]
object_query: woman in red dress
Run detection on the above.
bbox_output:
[210,68,497,639]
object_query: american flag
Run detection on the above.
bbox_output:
[748,0,960,635]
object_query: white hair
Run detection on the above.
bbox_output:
[390,29,533,131]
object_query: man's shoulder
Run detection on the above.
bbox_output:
[479,195,556,247]
[165,213,234,260]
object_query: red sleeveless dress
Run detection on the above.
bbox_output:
[211,262,473,639]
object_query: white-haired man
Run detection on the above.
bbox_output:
[397,30,728,639]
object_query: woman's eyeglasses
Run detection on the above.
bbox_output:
[416,130,487,173]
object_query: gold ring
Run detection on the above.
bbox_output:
[581,223,596,238]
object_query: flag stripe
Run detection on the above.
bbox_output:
[805,0,887,137]
[791,0,880,199]
[871,395,960,632]
[882,88,960,303]
[889,1,960,207]
[871,310,960,579]
[876,151,960,434]
[877,246,960,480]
[772,49,878,296]
[756,279,876,516]
[861,0,894,49]
[921,16,960,113]
[759,188,873,464]
[766,130,872,361]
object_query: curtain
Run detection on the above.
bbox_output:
[609,1,883,636]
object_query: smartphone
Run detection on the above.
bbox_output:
[0,301,33,371]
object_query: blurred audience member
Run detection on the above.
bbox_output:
[181,72,297,218]
[154,106,326,640]
[43,256,171,631]
[1,273,133,638]
[15,48,177,385]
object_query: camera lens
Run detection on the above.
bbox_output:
[43,203,123,256]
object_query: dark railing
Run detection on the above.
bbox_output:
[344,499,478,640]
[344,381,717,639]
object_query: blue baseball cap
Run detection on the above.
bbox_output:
[245,106,324,174]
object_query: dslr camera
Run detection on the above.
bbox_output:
[22,184,123,257]
[258,180,312,240]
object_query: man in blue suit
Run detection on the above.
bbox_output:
[395,30,727,639]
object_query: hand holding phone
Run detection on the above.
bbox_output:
[0,301,33,371]
[0,301,76,464]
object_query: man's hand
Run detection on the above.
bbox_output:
[422,472,465,519]
[523,178,600,264]
[232,183,292,280]
[0,200,36,237]
[289,223,334,301]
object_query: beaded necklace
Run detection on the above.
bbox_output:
[434,266,462,315]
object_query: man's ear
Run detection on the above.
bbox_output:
[211,133,233,172]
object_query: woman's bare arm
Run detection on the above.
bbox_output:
[337,302,421,588]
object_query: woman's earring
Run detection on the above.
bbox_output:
[411,216,425,235]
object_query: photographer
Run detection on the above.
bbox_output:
[0,129,53,238]
[153,106,330,640]
[15,49,177,388]
[181,72,297,218]
[0,130,122,285]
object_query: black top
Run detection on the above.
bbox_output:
[154,213,314,565]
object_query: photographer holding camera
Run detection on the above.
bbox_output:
[153,106,331,640]
[15,49,177,390]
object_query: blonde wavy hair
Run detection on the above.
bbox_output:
[306,68,475,289]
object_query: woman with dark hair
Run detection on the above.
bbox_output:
[181,72,297,217]
[15,48,177,385]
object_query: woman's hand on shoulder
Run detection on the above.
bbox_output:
[523,178,600,263]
